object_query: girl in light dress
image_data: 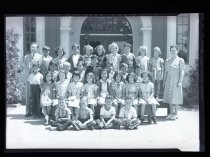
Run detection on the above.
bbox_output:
[110,71,126,116]
[62,62,73,83]
[52,47,67,71]
[138,71,160,124]
[48,61,59,83]
[67,71,83,119]
[125,72,139,114]
[40,71,54,125]
[135,46,150,71]
[80,72,99,113]
[150,47,164,100]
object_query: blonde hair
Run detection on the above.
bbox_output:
[138,45,148,56]
[108,42,119,53]
[153,47,161,55]
[84,44,93,54]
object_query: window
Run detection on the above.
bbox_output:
[23,17,36,55]
[176,14,190,64]
[81,16,132,34]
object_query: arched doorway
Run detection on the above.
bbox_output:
[80,16,133,55]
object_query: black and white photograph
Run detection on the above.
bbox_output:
[5,14,201,151]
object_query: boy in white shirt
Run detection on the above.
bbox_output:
[28,63,43,118]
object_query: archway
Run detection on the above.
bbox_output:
[80,16,133,55]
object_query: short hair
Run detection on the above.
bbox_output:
[32,63,39,68]
[55,46,66,56]
[170,45,179,51]
[108,42,119,53]
[126,72,136,82]
[31,42,39,49]
[49,60,58,67]
[95,45,106,55]
[125,95,133,100]
[85,72,95,83]
[124,43,132,48]
[153,47,161,55]
[57,70,67,81]
[72,44,79,50]
[105,95,113,100]
[42,46,50,51]
[113,71,123,82]
[43,71,53,83]
[80,96,88,102]
[141,71,152,81]
[84,44,93,54]
[63,62,71,68]
[138,45,148,56]
[72,70,81,79]
[120,62,128,68]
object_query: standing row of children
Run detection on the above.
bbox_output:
[24,41,166,131]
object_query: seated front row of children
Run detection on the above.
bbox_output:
[49,95,142,131]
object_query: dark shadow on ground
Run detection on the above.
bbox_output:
[24,120,44,125]
[7,114,27,120]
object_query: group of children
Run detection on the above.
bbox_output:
[25,42,166,131]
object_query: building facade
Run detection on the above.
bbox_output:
[6,14,199,87]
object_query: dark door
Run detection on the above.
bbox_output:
[152,16,167,60]
[45,17,60,58]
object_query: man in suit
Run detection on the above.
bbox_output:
[67,44,83,73]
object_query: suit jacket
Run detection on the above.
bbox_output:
[67,54,82,73]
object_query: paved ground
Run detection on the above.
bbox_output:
[6,104,200,151]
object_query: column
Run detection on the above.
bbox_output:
[36,17,45,55]
[141,27,152,58]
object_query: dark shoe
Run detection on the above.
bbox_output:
[24,114,32,117]
[152,116,157,124]
[139,116,145,123]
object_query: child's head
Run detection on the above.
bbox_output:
[141,71,152,82]
[30,42,39,54]
[84,44,93,56]
[95,45,106,56]
[42,46,50,56]
[105,95,113,107]
[100,68,108,81]
[109,42,119,54]
[91,54,98,66]
[58,99,66,110]
[113,71,123,83]
[76,61,84,71]
[125,96,133,108]
[32,63,40,73]
[135,65,142,75]
[126,72,136,83]
[153,47,161,58]
[55,47,65,58]
[106,62,113,72]
[80,97,88,108]
[86,72,95,84]
[72,71,80,83]
[120,63,128,74]
[44,71,53,83]
[123,43,132,54]
[138,46,148,56]
[48,61,58,71]
[62,62,71,72]
[72,44,80,55]
[58,70,67,81]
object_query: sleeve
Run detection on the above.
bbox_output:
[111,107,116,115]
[179,58,185,71]
[132,108,138,118]
[118,108,124,118]
[161,58,164,64]
[66,108,72,115]
[94,84,99,90]
[88,108,94,115]
[100,107,105,116]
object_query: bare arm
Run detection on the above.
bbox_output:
[83,113,94,125]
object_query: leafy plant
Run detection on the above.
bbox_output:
[6,29,24,104]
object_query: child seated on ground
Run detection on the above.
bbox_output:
[49,99,72,131]
[95,95,118,129]
[71,97,96,130]
[117,96,141,130]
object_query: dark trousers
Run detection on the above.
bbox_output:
[30,85,42,118]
